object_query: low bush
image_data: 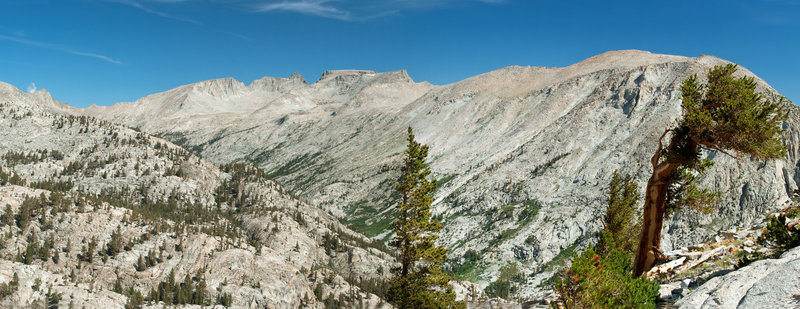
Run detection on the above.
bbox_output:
[759,214,800,252]
[553,238,659,309]
[552,172,659,308]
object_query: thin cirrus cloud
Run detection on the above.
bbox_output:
[104,0,507,22]
[253,0,354,21]
[251,0,506,21]
[104,0,201,24]
[0,34,124,65]
[102,0,255,40]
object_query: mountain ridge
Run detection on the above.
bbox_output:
[2,49,798,299]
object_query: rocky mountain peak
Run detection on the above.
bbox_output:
[316,69,414,84]
[0,81,21,97]
[249,72,308,92]
[319,69,377,80]
[0,82,75,114]
[189,77,247,98]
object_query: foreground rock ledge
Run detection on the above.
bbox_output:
[675,246,800,308]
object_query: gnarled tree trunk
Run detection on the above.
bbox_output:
[632,160,679,276]
[633,130,698,276]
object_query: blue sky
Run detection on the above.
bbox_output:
[1,0,798,107]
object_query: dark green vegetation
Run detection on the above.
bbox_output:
[387,127,464,309]
[530,153,569,178]
[443,198,541,286]
[448,249,481,281]
[485,263,525,300]
[145,270,207,306]
[437,174,457,187]
[342,198,395,241]
[759,212,800,252]
[634,64,788,276]
[734,204,800,268]
[2,149,64,166]
[493,200,541,247]
[553,172,659,308]
[603,172,643,254]
[0,272,19,300]
[312,270,391,309]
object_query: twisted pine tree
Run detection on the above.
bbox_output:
[387,127,464,309]
[633,64,788,276]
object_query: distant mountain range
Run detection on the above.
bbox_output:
[2,50,798,301]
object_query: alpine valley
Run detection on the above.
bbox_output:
[1,50,799,308]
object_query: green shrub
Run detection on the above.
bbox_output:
[451,249,480,279]
[759,214,800,252]
[553,241,659,309]
[485,263,523,300]
[552,172,659,308]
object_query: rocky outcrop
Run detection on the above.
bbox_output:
[675,246,800,308]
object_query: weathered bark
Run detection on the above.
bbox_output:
[632,161,679,276]
[633,130,697,276]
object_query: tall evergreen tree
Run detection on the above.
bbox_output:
[17,198,32,230]
[107,226,123,256]
[1,204,13,227]
[600,172,641,255]
[387,127,464,309]
[633,64,788,276]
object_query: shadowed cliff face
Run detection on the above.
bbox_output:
[72,50,800,297]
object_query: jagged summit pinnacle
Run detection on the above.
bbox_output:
[0,81,77,113]
[189,77,246,97]
[250,73,308,92]
[288,72,306,81]
[316,69,413,84]
[320,69,377,78]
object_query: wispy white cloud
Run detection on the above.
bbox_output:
[225,31,254,42]
[105,0,201,24]
[104,0,508,26]
[0,34,124,65]
[26,82,37,93]
[254,0,353,21]
[103,0,259,40]
[251,0,506,21]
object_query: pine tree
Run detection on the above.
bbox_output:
[387,127,464,309]
[10,272,19,290]
[17,198,32,230]
[136,254,146,271]
[114,277,124,294]
[633,64,788,276]
[107,226,123,256]
[125,287,144,309]
[600,172,641,255]
[1,204,13,227]
[23,239,37,264]
[86,237,98,263]
[193,271,207,305]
